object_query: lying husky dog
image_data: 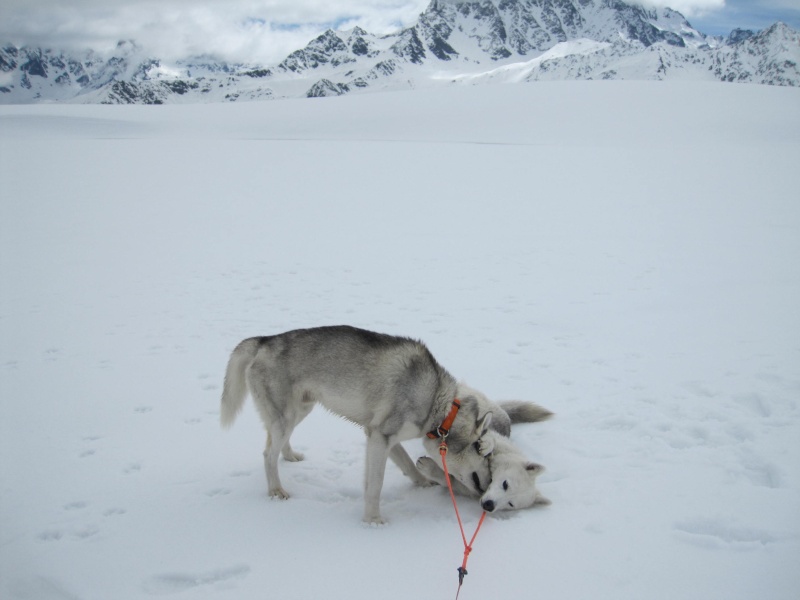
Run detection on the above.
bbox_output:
[417,403,553,512]
[221,326,539,524]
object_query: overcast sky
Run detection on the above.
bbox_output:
[1,0,798,64]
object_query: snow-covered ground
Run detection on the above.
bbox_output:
[1,81,799,599]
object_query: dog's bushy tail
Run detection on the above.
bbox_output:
[220,338,260,429]
[499,401,554,424]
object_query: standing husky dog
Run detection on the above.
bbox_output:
[221,326,506,524]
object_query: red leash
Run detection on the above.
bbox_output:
[439,438,487,600]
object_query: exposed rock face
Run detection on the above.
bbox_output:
[1,2,798,104]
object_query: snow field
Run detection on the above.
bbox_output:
[1,81,799,599]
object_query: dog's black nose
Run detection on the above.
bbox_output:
[481,499,495,512]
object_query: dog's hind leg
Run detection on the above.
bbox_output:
[281,440,304,462]
[415,457,478,498]
[263,420,293,499]
[281,394,315,462]
[248,367,293,500]
[389,444,433,487]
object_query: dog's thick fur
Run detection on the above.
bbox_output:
[416,403,553,512]
[221,326,513,523]
[418,400,552,498]
[417,433,551,512]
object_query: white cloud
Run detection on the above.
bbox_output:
[0,1,429,63]
[636,0,726,18]
[1,0,796,64]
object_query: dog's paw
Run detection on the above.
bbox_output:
[414,457,442,487]
[362,515,388,526]
[268,487,290,500]
[282,451,305,462]
[415,456,439,479]
[476,436,495,457]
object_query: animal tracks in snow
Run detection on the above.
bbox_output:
[228,469,252,477]
[198,372,219,391]
[37,530,66,542]
[43,348,62,361]
[78,435,102,458]
[37,524,99,543]
[674,518,783,550]
[142,564,251,595]
[123,462,142,475]
[736,453,783,489]
[36,501,128,544]
[732,392,772,418]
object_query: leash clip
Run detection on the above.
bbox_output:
[439,428,450,456]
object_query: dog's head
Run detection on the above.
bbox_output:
[479,452,550,513]
[447,383,498,451]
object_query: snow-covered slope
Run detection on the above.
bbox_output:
[511,21,800,84]
[1,81,799,599]
[0,41,275,104]
[1,0,798,104]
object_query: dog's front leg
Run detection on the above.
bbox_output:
[363,430,390,524]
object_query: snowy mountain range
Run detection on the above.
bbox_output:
[2,0,799,104]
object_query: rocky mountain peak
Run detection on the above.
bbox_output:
[1,1,798,104]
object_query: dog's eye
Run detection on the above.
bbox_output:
[502,480,509,491]
[508,502,515,508]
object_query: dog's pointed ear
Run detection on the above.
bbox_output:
[534,492,551,506]
[525,462,545,477]
[476,411,493,436]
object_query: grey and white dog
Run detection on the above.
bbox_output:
[417,400,553,513]
[220,326,541,523]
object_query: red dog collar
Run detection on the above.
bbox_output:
[427,398,461,439]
